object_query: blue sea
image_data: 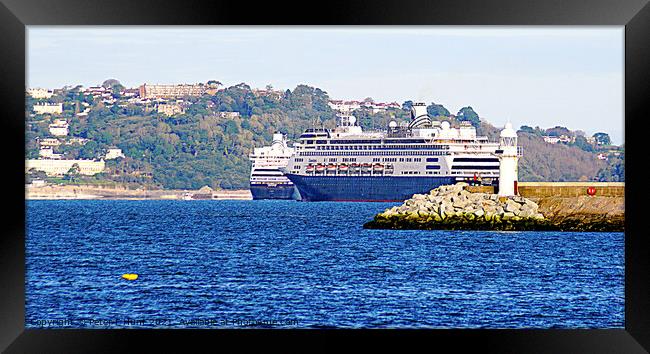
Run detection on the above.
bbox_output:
[26,200,624,329]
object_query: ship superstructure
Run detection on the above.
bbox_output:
[248,133,297,200]
[284,103,518,201]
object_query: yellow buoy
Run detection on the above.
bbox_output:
[122,273,138,281]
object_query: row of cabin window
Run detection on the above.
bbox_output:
[321,157,434,163]
[310,144,449,150]
[401,171,422,175]
[298,151,449,156]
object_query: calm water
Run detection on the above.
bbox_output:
[26,200,624,329]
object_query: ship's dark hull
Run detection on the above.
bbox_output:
[250,183,296,200]
[285,174,458,202]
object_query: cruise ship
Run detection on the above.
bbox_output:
[248,133,297,200]
[284,103,516,202]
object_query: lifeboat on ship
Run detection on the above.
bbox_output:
[373,163,384,172]
[315,164,325,173]
[305,164,314,173]
[326,164,337,172]
[350,163,360,172]
[338,163,349,172]
[361,163,372,172]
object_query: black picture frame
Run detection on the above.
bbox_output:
[2,0,649,352]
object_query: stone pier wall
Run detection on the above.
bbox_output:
[517,182,624,198]
[465,182,624,198]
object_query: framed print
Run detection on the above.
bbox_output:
[2,0,649,352]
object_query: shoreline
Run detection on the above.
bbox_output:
[25,184,253,200]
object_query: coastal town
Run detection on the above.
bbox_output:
[25,80,624,199]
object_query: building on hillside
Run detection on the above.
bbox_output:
[138,83,210,99]
[328,100,401,113]
[542,136,561,144]
[38,148,63,160]
[157,103,185,116]
[121,88,140,98]
[66,137,90,145]
[252,88,283,99]
[368,102,401,113]
[542,135,574,144]
[219,111,240,119]
[26,159,106,176]
[27,88,54,99]
[105,148,125,160]
[85,86,110,98]
[39,138,61,148]
[328,100,362,113]
[608,149,622,157]
[597,153,608,160]
[48,119,69,136]
[34,103,63,115]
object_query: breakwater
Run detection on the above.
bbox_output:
[364,183,624,232]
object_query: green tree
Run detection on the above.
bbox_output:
[593,132,611,145]
[79,140,101,159]
[456,106,480,127]
[102,79,121,88]
[402,100,414,111]
[597,156,624,181]
[111,84,125,98]
[64,163,81,182]
[545,126,572,137]
[572,135,595,152]
[519,125,535,134]
[426,102,450,117]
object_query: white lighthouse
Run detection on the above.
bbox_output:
[496,122,520,196]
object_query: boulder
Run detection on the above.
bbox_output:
[365,183,551,230]
[453,199,468,209]
[519,209,534,218]
[412,194,427,201]
[505,200,521,212]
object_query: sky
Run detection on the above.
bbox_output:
[27,26,624,144]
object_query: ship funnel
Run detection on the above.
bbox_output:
[408,102,432,129]
[410,102,428,120]
[272,132,283,143]
[271,132,285,149]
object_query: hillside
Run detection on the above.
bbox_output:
[517,133,607,181]
[27,84,339,189]
[26,82,621,188]
[476,122,611,181]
